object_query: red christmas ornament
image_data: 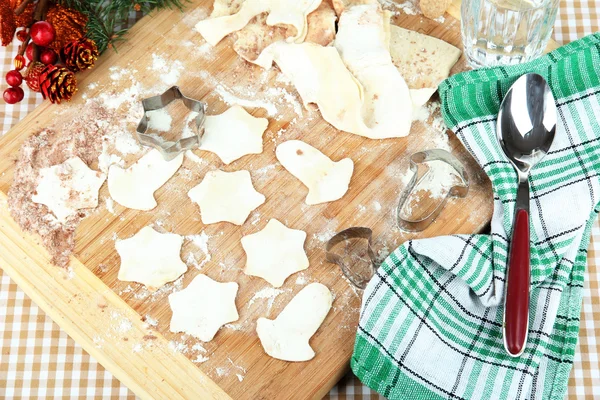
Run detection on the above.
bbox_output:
[14,54,26,71]
[40,49,57,65]
[30,21,55,47]
[25,43,33,61]
[25,62,45,92]
[16,29,28,42]
[3,87,24,104]
[6,70,22,87]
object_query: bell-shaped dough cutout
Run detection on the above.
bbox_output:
[276,140,353,205]
[257,283,333,361]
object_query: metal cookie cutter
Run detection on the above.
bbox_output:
[136,86,207,161]
[397,149,469,232]
[326,227,378,289]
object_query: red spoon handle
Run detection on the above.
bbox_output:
[504,209,530,356]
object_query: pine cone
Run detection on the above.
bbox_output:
[61,38,98,72]
[39,64,77,104]
[25,61,45,92]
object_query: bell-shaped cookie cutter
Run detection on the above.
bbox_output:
[397,149,469,232]
[136,86,207,161]
[325,227,377,289]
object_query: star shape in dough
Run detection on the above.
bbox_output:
[116,226,187,290]
[169,274,239,342]
[188,169,265,225]
[32,157,106,223]
[241,219,309,287]
[199,106,268,164]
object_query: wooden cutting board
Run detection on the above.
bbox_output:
[0,1,496,399]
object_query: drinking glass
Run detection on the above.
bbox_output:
[461,0,560,68]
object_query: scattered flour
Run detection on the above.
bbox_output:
[215,367,228,377]
[236,374,245,382]
[132,343,143,353]
[379,0,419,15]
[146,108,173,132]
[187,232,211,268]
[418,160,465,199]
[144,315,158,327]
[105,197,115,214]
[150,53,184,86]
[373,201,382,211]
[194,355,210,363]
[215,84,278,116]
[248,287,285,311]
[295,275,307,285]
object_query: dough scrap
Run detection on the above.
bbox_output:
[389,25,461,108]
[334,3,413,137]
[108,149,184,211]
[32,157,106,223]
[169,274,239,342]
[188,169,265,225]
[276,140,353,205]
[196,0,322,46]
[241,219,309,287]
[199,105,268,164]
[116,226,187,290]
[233,2,337,63]
[256,282,333,361]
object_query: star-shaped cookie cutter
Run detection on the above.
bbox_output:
[397,149,469,232]
[136,86,207,161]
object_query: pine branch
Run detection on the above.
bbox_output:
[57,0,187,54]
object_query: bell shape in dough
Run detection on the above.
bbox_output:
[188,169,265,225]
[241,219,309,287]
[108,149,184,211]
[334,3,413,138]
[276,140,353,205]
[116,226,187,290]
[199,105,268,164]
[32,157,106,223]
[169,274,239,342]
[195,0,322,46]
[256,282,333,361]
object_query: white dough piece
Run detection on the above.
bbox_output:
[196,0,322,46]
[116,226,187,290]
[276,140,353,205]
[199,105,268,164]
[256,283,333,361]
[254,42,369,137]
[388,25,461,109]
[108,149,184,211]
[241,219,309,287]
[32,157,106,223]
[169,274,239,342]
[334,3,413,137]
[188,170,265,225]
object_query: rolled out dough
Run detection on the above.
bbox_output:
[195,0,322,46]
[388,25,461,109]
[241,219,309,287]
[334,3,413,137]
[116,226,187,290]
[169,274,239,342]
[256,282,333,361]
[199,105,268,164]
[108,149,184,211]
[276,140,353,205]
[32,157,106,223]
[188,169,265,225]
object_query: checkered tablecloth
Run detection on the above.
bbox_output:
[1,2,600,398]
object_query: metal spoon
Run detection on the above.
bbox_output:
[496,73,557,357]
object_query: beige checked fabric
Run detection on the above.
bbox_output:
[1,3,600,399]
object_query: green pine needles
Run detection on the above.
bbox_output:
[57,0,187,54]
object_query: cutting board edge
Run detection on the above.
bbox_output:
[0,191,232,400]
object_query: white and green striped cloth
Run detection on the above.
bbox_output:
[352,33,600,399]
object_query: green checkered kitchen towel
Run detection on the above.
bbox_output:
[352,33,600,400]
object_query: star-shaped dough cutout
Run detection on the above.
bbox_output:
[116,226,187,290]
[188,169,265,225]
[199,106,268,164]
[169,274,239,342]
[241,219,309,287]
[32,157,106,223]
